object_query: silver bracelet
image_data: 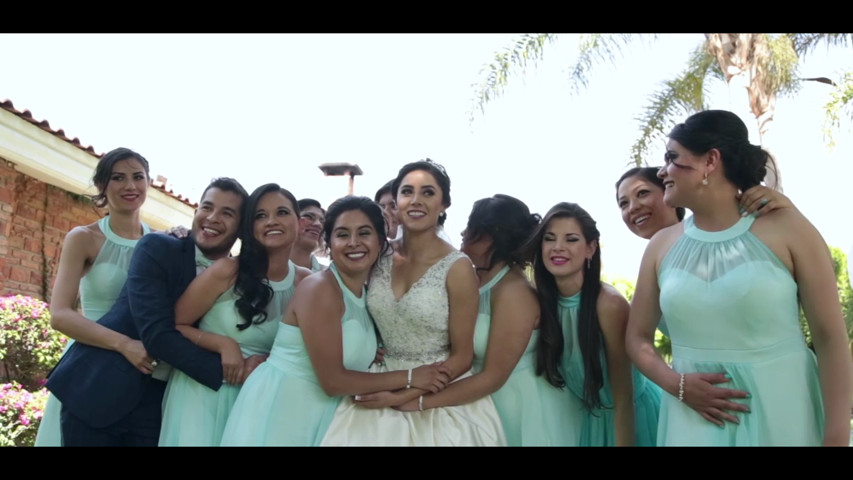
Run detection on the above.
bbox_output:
[418,395,424,411]
[406,368,412,389]
[678,373,686,402]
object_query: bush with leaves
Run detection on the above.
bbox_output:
[0,295,67,391]
[0,382,48,446]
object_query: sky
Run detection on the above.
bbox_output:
[1,33,851,280]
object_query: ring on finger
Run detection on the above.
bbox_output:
[150,360,159,368]
[760,198,769,207]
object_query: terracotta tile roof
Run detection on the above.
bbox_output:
[1,98,197,208]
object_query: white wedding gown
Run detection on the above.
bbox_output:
[321,251,506,446]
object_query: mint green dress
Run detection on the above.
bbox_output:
[657,215,823,446]
[558,292,661,446]
[473,266,581,446]
[35,216,150,447]
[157,261,297,446]
[220,263,377,446]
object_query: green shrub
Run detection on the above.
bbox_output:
[0,295,67,391]
[0,382,48,446]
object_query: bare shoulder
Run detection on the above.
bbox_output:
[293,265,314,286]
[597,283,630,323]
[295,269,337,298]
[649,220,683,249]
[448,253,477,281]
[493,268,537,305]
[644,220,684,265]
[752,205,812,234]
[62,222,104,258]
[208,256,239,279]
[292,270,343,317]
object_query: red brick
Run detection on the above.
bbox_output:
[24,238,41,253]
[0,187,12,203]
[22,260,41,270]
[10,249,33,260]
[6,236,23,248]
[9,267,30,282]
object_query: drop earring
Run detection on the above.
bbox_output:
[702,171,709,186]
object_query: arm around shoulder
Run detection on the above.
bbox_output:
[127,234,224,389]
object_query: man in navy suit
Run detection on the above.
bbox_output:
[46,177,248,446]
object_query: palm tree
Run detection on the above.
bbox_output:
[822,69,853,149]
[471,33,852,190]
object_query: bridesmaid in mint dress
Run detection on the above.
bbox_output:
[36,148,155,447]
[158,184,312,446]
[527,202,661,446]
[220,196,450,446]
[627,110,852,446]
[394,194,580,446]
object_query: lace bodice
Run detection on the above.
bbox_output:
[367,250,469,365]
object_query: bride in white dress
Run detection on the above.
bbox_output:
[321,159,506,446]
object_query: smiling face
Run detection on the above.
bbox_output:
[617,175,680,240]
[541,217,596,281]
[297,205,325,250]
[658,139,707,208]
[253,191,299,251]
[192,187,243,259]
[329,209,381,277]
[396,169,446,233]
[104,158,148,213]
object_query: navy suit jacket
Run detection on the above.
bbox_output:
[46,233,223,428]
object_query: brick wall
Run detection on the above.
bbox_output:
[0,159,101,303]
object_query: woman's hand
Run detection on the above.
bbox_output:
[372,346,386,367]
[681,372,750,426]
[353,390,408,409]
[411,363,453,393]
[165,225,190,238]
[219,339,245,385]
[738,186,793,216]
[239,354,268,383]
[118,338,156,375]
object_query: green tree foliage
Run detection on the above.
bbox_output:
[472,34,852,168]
[799,246,853,348]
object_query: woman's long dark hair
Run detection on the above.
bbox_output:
[524,202,605,411]
[234,183,300,330]
[464,194,540,272]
